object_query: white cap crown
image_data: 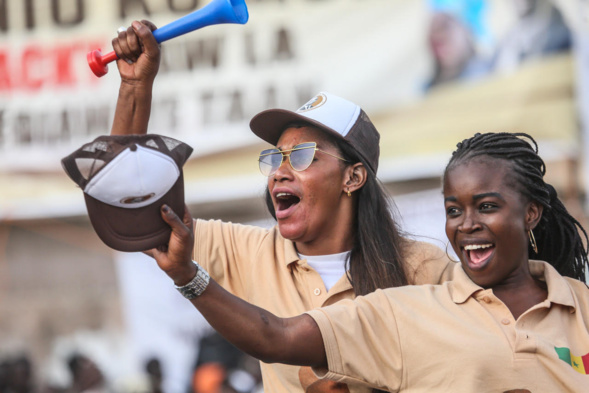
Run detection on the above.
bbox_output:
[296,92,361,137]
[84,145,180,209]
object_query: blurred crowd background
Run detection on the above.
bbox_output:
[1,0,589,392]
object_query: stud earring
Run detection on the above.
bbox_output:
[528,229,538,254]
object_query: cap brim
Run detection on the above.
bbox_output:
[84,175,185,252]
[250,109,346,146]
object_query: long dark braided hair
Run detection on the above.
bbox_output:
[264,125,408,296]
[444,132,588,282]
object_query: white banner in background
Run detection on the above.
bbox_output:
[0,0,432,171]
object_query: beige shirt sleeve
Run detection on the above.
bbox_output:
[306,290,403,392]
[402,239,456,285]
[192,219,270,298]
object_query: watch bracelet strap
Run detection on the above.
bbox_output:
[174,261,210,299]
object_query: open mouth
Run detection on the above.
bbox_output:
[463,243,495,268]
[275,192,301,212]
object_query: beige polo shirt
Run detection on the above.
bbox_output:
[307,260,589,392]
[193,219,455,393]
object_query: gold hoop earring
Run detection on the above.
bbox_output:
[347,189,351,197]
[445,242,460,263]
[528,230,538,254]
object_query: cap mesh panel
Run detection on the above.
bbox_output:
[162,136,182,151]
[75,158,106,180]
[82,141,109,153]
[146,139,158,149]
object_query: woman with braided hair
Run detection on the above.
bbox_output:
[446,132,588,282]
[149,130,589,391]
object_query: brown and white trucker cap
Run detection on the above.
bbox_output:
[61,134,193,252]
[249,92,380,173]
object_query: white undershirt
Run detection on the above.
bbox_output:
[297,251,350,291]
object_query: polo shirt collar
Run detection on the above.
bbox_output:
[448,259,577,311]
[529,259,576,310]
[280,233,354,294]
[448,263,481,304]
[282,237,301,266]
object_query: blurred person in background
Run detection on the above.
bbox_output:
[1,355,36,393]
[191,363,225,393]
[0,360,9,393]
[109,20,454,393]
[427,0,572,89]
[192,332,239,393]
[66,354,108,393]
[492,0,572,72]
[195,332,243,372]
[145,358,163,393]
[193,332,260,393]
[426,12,491,88]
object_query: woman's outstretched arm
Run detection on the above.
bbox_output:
[149,204,328,367]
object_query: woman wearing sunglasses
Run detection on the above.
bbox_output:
[154,132,588,392]
[110,21,454,393]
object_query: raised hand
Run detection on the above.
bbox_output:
[112,20,161,85]
[110,20,160,136]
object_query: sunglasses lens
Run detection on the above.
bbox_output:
[259,149,282,176]
[290,143,316,171]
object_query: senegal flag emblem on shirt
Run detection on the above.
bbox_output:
[555,347,589,374]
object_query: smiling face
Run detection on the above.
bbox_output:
[443,157,541,288]
[268,126,354,253]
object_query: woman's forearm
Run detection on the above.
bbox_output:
[110,81,153,135]
[191,278,327,367]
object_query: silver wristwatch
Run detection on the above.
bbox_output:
[175,261,210,299]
